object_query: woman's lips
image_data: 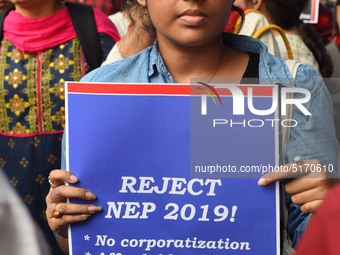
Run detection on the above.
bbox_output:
[178,9,208,26]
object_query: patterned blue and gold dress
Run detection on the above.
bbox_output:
[0,7,118,254]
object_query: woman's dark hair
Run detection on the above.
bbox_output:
[265,0,333,77]
[120,0,156,38]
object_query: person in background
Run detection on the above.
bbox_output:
[0,0,13,12]
[0,170,50,255]
[46,0,338,254]
[0,0,119,254]
[314,1,335,46]
[102,0,155,64]
[66,0,120,15]
[225,6,281,56]
[234,0,334,78]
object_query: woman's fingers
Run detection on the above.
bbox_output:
[48,202,102,217]
[47,185,97,204]
[47,201,102,235]
[300,200,324,214]
[284,170,334,213]
[50,213,93,226]
[258,159,335,186]
[48,169,79,189]
[47,203,101,230]
[48,212,92,237]
[46,188,102,236]
[289,184,328,205]
[285,177,328,195]
[46,169,102,237]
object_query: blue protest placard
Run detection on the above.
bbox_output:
[65,82,279,255]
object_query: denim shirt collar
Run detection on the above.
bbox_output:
[149,40,175,82]
[147,33,293,85]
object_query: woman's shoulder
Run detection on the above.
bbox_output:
[81,46,154,83]
[245,39,324,92]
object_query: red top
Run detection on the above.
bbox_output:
[295,184,340,255]
[3,7,120,53]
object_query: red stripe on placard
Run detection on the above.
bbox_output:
[67,83,275,96]
[67,83,191,95]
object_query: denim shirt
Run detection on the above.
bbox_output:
[64,33,339,246]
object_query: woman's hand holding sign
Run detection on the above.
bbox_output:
[258,158,337,213]
[46,170,102,238]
